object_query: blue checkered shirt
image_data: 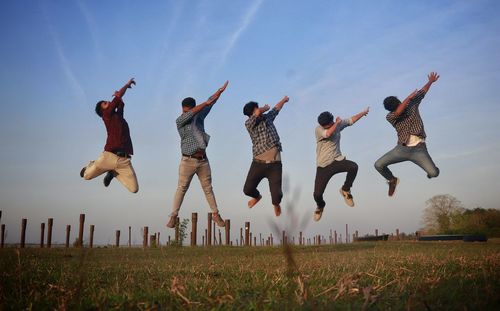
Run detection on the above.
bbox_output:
[176,105,212,155]
[245,108,282,158]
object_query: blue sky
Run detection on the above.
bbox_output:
[1,0,499,245]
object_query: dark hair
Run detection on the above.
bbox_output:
[383,96,401,112]
[95,100,106,117]
[243,101,258,117]
[182,97,196,108]
[317,111,334,126]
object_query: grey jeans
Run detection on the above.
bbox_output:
[374,143,439,180]
[171,156,219,216]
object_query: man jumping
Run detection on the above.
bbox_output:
[243,96,289,217]
[166,81,229,228]
[80,78,138,193]
[313,107,369,221]
[374,72,440,196]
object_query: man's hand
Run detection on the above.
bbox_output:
[282,96,289,103]
[335,116,342,124]
[428,72,439,84]
[114,78,136,98]
[218,80,229,93]
[275,95,289,110]
[362,106,370,116]
[262,104,270,112]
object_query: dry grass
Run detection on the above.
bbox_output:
[0,241,499,310]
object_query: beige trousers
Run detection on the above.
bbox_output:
[171,156,218,216]
[83,151,139,193]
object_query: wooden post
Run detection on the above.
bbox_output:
[168,235,171,245]
[0,224,5,248]
[115,230,120,247]
[219,230,222,246]
[334,230,337,244]
[282,230,286,245]
[191,213,198,246]
[20,218,27,248]
[128,226,131,247]
[143,226,149,247]
[89,225,95,248]
[175,217,180,243]
[150,234,156,247]
[224,219,230,245]
[240,228,243,246]
[207,213,212,246]
[245,222,250,246]
[345,224,349,243]
[271,233,274,246]
[46,218,53,248]
[204,229,208,246]
[396,228,400,241]
[375,229,378,237]
[254,236,257,246]
[157,232,160,246]
[65,225,70,248]
[202,236,205,246]
[40,223,45,248]
[78,214,85,247]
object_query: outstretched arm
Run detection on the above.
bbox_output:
[274,96,289,111]
[421,72,439,94]
[113,78,135,99]
[204,80,229,106]
[393,89,419,117]
[351,107,369,124]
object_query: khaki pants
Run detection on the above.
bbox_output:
[171,156,218,216]
[83,151,139,193]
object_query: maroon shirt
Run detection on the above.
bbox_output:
[102,96,133,155]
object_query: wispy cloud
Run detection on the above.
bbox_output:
[41,3,86,105]
[219,0,264,67]
[76,0,103,64]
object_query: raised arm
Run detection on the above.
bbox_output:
[274,96,289,111]
[255,104,270,117]
[351,107,369,124]
[204,80,229,106]
[113,78,135,99]
[393,89,419,117]
[421,72,439,94]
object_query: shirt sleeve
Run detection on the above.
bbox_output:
[265,108,280,122]
[197,104,213,121]
[337,118,353,131]
[410,90,426,107]
[245,115,261,130]
[176,111,195,129]
[316,127,329,141]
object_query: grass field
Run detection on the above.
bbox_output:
[1,241,499,310]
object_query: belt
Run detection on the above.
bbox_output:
[113,151,131,158]
[183,154,207,160]
[253,159,281,164]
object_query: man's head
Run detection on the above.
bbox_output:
[243,101,259,117]
[318,111,334,128]
[182,97,196,112]
[383,96,401,112]
[95,100,110,117]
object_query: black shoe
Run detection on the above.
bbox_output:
[388,177,399,197]
[80,167,86,178]
[103,171,114,187]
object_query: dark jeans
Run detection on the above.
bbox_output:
[243,161,283,205]
[313,159,358,209]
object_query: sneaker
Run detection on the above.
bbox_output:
[212,213,225,227]
[166,215,177,228]
[273,204,282,217]
[103,171,114,187]
[80,167,86,178]
[313,207,324,222]
[388,177,400,197]
[248,195,262,208]
[339,188,355,207]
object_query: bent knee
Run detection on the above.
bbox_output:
[427,167,440,179]
[374,160,383,171]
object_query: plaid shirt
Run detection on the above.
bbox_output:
[245,108,282,158]
[176,105,213,155]
[386,90,426,145]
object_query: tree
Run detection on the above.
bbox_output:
[422,194,464,234]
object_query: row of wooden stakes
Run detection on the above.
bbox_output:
[0,211,402,248]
